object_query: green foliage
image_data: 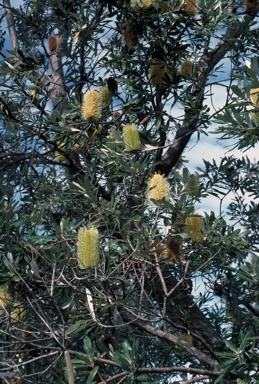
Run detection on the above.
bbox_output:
[0,0,259,383]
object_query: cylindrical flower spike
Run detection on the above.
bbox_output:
[48,36,58,52]
[100,87,112,108]
[77,227,100,269]
[250,88,259,107]
[149,58,167,86]
[251,111,259,125]
[147,173,170,202]
[186,216,205,243]
[55,143,66,162]
[0,285,12,315]
[81,90,103,120]
[185,174,200,197]
[180,61,193,77]
[123,124,141,151]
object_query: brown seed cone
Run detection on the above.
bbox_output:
[121,22,139,48]
[48,36,58,52]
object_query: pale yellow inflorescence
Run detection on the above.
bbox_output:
[147,173,170,202]
[81,90,103,120]
[131,0,152,11]
[149,58,167,86]
[123,124,141,151]
[186,216,205,243]
[250,88,259,107]
[100,87,112,107]
[0,285,12,315]
[55,143,66,162]
[180,61,193,77]
[77,227,100,269]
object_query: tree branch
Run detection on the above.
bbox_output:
[157,14,255,176]
[122,313,219,368]
[3,0,18,50]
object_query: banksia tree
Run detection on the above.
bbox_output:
[81,90,102,120]
[186,216,205,243]
[123,124,141,151]
[147,173,170,202]
[77,227,100,269]
[1,0,259,383]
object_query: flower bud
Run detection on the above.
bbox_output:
[180,61,193,77]
[149,58,167,86]
[186,216,204,243]
[77,227,100,269]
[100,87,112,107]
[123,124,141,151]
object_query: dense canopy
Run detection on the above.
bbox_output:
[0,1,259,383]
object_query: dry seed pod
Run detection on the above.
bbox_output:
[162,238,183,263]
[48,36,58,52]
[243,0,259,12]
[121,21,139,47]
[182,0,198,14]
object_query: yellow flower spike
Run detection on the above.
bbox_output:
[123,124,141,151]
[186,216,205,243]
[0,285,12,315]
[81,90,103,120]
[30,89,39,101]
[251,111,259,125]
[180,61,193,77]
[77,227,100,269]
[11,302,25,322]
[48,36,58,52]
[100,87,112,108]
[250,88,259,107]
[147,173,170,202]
[131,0,152,11]
[179,334,193,345]
[55,143,66,162]
[149,58,167,86]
